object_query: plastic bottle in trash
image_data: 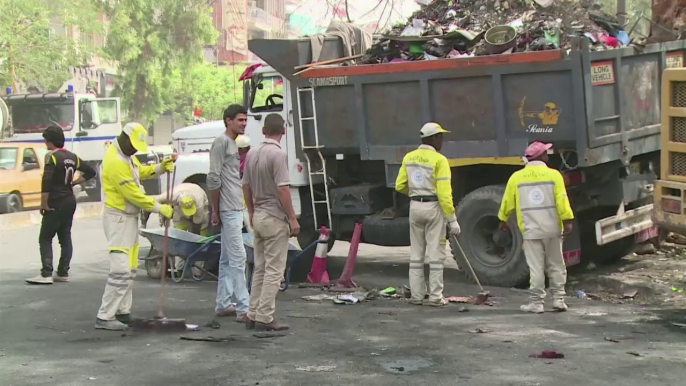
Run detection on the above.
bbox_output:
[576,290,588,299]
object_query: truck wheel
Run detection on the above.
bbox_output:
[0,193,23,214]
[453,185,529,288]
[292,216,335,282]
[581,233,635,266]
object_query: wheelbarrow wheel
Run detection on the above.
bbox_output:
[145,248,163,279]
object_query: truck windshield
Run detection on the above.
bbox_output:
[0,148,18,170]
[12,102,74,133]
[250,75,284,113]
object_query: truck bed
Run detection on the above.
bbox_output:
[250,38,686,179]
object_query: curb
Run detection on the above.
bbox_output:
[0,202,104,231]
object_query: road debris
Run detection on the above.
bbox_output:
[530,350,564,359]
[458,307,469,312]
[604,337,620,343]
[180,335,235,343]
[622,289,639,299]
[378,310,398,316]
[627,351,642,357]
[253,332,287,339]
[333,294,360,305]
[204,319,221,330]
[295,365,337,372]
[471,327,490,334]
[391,366,405,372]
[446,296,474,303]
[302,294,336,302]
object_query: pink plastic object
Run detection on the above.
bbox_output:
[337,223,362,288]
[306,226,330,284]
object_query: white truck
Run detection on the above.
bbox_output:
[0,88,122,200]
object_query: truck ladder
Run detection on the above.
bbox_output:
[296,86,333,232]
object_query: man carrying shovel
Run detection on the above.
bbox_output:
[498,141,574,314]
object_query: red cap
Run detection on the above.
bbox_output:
[525,141,553,159]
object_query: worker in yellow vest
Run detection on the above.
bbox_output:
[95,123,175,331]
[395,122,460,307]
[498,141,574,314]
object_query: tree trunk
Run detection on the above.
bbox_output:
[652,0,686,42]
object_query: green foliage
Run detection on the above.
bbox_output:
[103,0,218,123]
[164,62,247,125]
[600,0,652,36]
[0,0,102,92]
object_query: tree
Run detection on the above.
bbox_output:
[102,0,217,124]
[163,62,247,125]
[0,0,102,92]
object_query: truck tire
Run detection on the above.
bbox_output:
[452,185,529,288]
[362,214,410,247]
[292,215,335,282]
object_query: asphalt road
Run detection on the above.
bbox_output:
[1,218,686,386]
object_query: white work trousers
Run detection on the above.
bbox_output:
[523,237,567,303]
[97,210,139,321]
[409,201,446,302]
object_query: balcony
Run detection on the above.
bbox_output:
[249,6,271,31]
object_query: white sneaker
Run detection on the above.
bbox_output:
[26,275,53,285]
[424,298,448,307]
[552,298,568,312]
[520,302,544,314]
[53,275,70,283]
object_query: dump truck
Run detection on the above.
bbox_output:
[238,37,685,287]
[653,67,686,235]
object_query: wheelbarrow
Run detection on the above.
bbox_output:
[243,232,319,292]
[140,227,222,283]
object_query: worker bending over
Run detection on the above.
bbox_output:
[155,182,209,235]
[498,141,574,314]
[95,123,174,331]
[395,122,460,307]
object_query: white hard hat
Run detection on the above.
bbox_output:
[236,135,251,149]
[419,122,450,138]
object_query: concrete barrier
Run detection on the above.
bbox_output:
[0,202,104,231]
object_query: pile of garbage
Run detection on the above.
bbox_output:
[361,0,635,64]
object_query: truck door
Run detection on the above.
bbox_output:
[76,98,121,161]
[245,73,307,187]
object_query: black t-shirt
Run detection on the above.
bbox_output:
[41,148,96,208]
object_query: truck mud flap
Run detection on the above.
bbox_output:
[595,203,654,246]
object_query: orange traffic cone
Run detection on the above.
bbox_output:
[337,222,362,288]
[306,226,330,284]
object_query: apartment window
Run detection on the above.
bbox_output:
[80,32,93,48]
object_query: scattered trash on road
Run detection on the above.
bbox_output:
[295,365,337,372]
[604,337,620,343]
[302,294,336,302]
[378,310,398,316]
[529,350,564,359]
[622,289,638,299]
[458,307,469,313]
[380,287,396,295]
[253,332,287,339]
[446,296,474,303]
[576,290,589,299]
[180,335,234,343]
[185,324,200,331]
[204,319,221,329]
[333,294,360,305]
[627,351,642,357]
[391,366,405,372]
[471,327,490,334]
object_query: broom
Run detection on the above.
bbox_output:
[451,235,490,305]
[133,156,187,332]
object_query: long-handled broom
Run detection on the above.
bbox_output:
[133,157,187,332]
[451,235,491,305]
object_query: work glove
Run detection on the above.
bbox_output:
[159,204,174,219]
[160,158,175,173]
[448,220,461,236]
